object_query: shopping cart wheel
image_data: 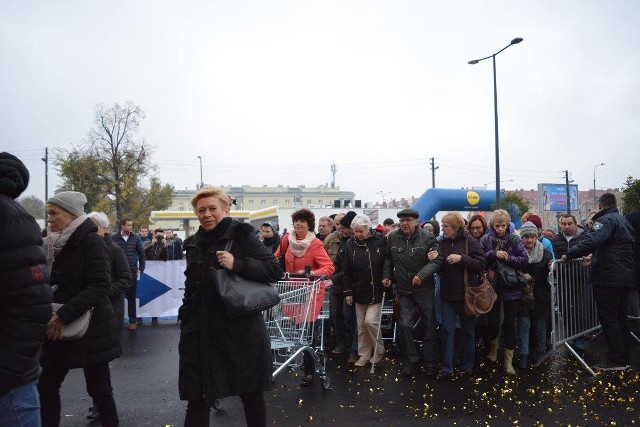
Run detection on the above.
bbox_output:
[212,398,224,410]
[320,376,331,390]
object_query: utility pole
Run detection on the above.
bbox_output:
[42,147,48,218]
[564,170,571,215]
[197,155,203,189]
[429,157,439,188]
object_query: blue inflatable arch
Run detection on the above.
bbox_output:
[412,188,522,228]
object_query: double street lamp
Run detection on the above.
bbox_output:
[469,37,523,209]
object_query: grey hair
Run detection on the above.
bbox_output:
[350,214,371,230]
[89,211,110,228]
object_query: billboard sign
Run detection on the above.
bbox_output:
[539,184,578,211]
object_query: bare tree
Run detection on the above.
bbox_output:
[56,102,173,222]
[87,102,151,219]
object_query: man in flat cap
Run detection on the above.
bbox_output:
[383,208,443,377]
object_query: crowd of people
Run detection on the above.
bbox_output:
[2,149,639,426]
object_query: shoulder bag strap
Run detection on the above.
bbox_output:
[463,236,468,285]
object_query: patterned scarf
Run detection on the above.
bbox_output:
[527,239,544,264]
[288,230,316,258]
[44,214,89,267]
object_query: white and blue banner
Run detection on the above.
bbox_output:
[126,260,186,318]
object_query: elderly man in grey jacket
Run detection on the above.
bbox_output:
[383,208,443,377]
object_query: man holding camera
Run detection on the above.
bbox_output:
[145,228,169,261]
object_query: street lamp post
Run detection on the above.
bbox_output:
[593,162,605,210]
[469,37,523,210]
[197,155,204,189]
[484,179,514,188]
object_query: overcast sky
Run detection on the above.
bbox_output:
[2,1,639,206]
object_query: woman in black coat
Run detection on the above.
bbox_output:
[178,186,283,427]
[343,214,387,367]
[438,212,486,377]
[39,191,120,427]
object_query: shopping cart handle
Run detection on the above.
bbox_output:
[283,272,327,281]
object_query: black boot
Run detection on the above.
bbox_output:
[518,354,529,369]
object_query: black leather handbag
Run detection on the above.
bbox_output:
[211,240,280,318]
[495,260,528,289]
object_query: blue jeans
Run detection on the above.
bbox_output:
[517,315,531,355]
[0,379,40,427]
[434,274,442,326]
[441,299,475,373]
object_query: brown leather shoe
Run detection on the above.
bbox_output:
[347,354,359,364]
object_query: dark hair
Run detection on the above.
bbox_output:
[467,214,488,234]
[599,192,617,209]
[291,208,316,232]
[558,214,577,224]
[154,228,164,234]
[383,218,395,226]
[120,218,133,226]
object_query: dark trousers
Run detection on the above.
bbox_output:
[125,269,137,322]
[39,362,118,427]
[488,298,520,350]
[185,392,266,427]
[397,287,437,367]
[594,287,633,365]
[112,295,125,330]
[330,288,348,347]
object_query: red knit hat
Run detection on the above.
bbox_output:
[527,214,542,229]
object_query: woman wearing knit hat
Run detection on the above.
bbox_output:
[39,191,121,427]
[517,221,553,368]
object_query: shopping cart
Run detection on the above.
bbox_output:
[267,273,330,390]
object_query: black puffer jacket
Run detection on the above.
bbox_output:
[41,218,121,368]
[0,194,52,398]
[178,219,283,401]
[567,207,636,288]
[343,231,386,304]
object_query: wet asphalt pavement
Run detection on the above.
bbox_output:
[57,321,640,426]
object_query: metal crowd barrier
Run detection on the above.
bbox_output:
[539,258,600,375]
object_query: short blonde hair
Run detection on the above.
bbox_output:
[490,209,511,226]
[191,186,234,213]
[441,212,465,231]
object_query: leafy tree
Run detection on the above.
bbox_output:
[622,175,640,213]
[492,192,531,220]
[55,102,174,223]
[19,195,45,219]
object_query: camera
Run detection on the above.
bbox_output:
[156,235,164,242]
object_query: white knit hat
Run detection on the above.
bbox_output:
[47,191,87,218]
